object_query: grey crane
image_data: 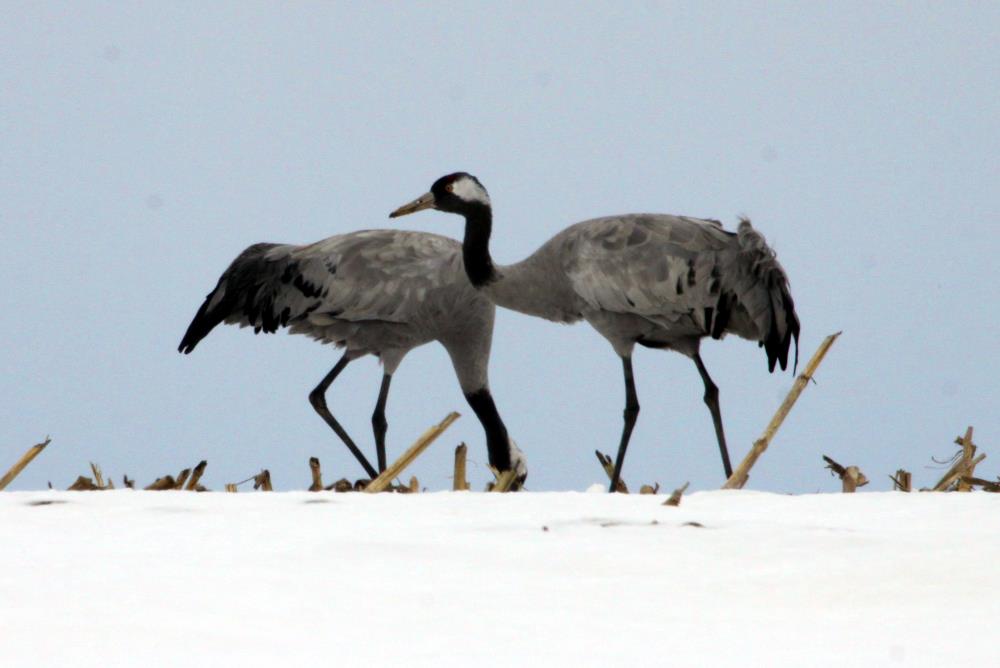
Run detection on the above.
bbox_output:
[178,228,526,483]
[390,172,799,492]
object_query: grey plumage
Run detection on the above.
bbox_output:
[491,214,799,371]
[391,173,800,491]
[179,228,524,481]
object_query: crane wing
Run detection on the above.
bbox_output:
[562,214,799,371]
[564,215,735,329]
[178,230,462,353]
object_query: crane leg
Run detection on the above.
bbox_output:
[693,353,733,479]
[609,356,640,493]
[464,388,514,474]
[308,353,378,479]
[371,373,392,473]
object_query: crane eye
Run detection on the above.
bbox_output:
[445,184,454,192]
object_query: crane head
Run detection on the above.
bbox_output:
[390,172,490,219]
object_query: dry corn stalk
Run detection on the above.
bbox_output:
[67,476,100,491]
[934,453,986,492]
[365,412,460,493]
[490,468,518,493]
[89,462,106,489]
[253,470,273,491]
[822,455,869,492]
[956,427,977,491]
[308,457,324,492]
[932,427,983,491]
[960,476,1000,492]
[595,450,628,493]
[890,469,912,492]
[329,478,353,492]
[662,481,690,506]
[145,475,177,491]
[185,461,208,490]
[723,331,841,490]
[0,437,51,491]
[173,468,192,490]
[453,443,470,491]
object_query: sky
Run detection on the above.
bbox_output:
[2,2,997,492]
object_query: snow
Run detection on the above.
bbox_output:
[3,490,998,666]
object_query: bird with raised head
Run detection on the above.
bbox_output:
[391,172,799,492]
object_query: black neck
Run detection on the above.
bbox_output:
[461,203,498,287]
[464,388,511,471]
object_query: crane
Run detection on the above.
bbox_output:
[178,228,526,484]
[391,172,798,491]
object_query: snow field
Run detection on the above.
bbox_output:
[2,489,998,666]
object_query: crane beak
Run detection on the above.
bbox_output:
[389,192,435,218]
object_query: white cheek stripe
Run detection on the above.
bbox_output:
[452,177,490,206]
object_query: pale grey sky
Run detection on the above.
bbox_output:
[2,2,997,492]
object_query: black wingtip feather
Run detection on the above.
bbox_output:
[178,242,284,354]
[767,285,800,375]
[760,282,800,375]
[734,218,800,375]
[788,300,801,375]
[177,287,226,355]
[783,285,801,375]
